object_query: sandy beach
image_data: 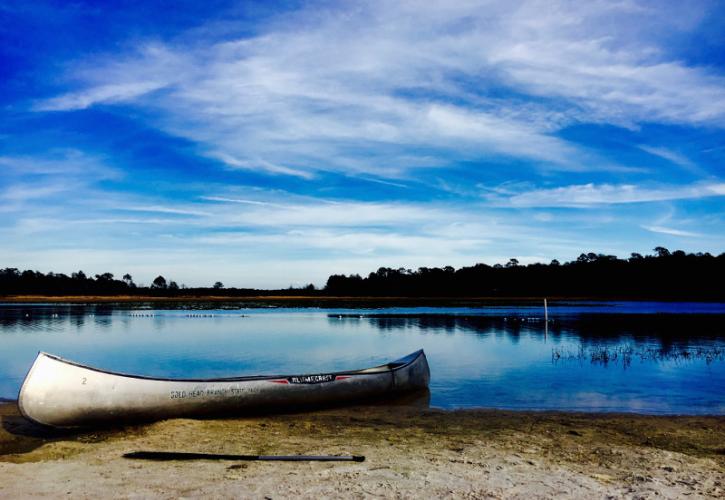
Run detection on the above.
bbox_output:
[1,402,723,499]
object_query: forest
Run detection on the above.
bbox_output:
[1,248,723,299]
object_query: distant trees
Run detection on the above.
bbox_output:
[0,247,723,299]
[654,246,671,258]
[122,274,135,287]
[0,268,129,295]
[0,268,245,297]
[323,248,725,299]
[151,276,168,289]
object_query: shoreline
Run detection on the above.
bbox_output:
[1,402,723,497]
[1,399,723,418]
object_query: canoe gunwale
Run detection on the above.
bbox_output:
[26,349,425,384]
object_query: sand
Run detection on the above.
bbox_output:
[1,402,723,499]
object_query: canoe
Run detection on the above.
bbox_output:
[18,350,430,427]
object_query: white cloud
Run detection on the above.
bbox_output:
[0,183,71,202]
[200,196,284,207]
[119,205,212,217]
[35,81,167,111]
[503,181,725,207]
[0,151,124,212]
[638,145,704,175]
[33,43,187,111]
[196,229,487,256]
[213,199,451,228]
[0,150,122,179]
[207,151,314,178]
[641,225,702,237]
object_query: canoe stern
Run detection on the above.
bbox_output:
[393,350,430,391]
[18,352,64,427]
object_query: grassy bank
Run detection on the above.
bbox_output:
[2,295,720,308]
[0,295,558,308]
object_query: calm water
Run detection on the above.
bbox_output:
[1,302,723,414]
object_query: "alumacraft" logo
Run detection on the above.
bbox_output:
[287,374,336,384]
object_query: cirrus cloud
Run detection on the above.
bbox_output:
[33,1,725,180]
[501,181,725,207]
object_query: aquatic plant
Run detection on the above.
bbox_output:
[552,344,724,368]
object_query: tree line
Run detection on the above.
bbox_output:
[324,248,725,299]
[1,247,723,299]
[0,268,314,297]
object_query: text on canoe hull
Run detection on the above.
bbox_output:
[168,374,353,399]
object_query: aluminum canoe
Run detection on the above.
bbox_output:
[18,350,430,428]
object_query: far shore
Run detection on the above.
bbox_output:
[2,295,722,306]
[1,401,723,498]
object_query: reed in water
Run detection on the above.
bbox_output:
[552,345,724,367]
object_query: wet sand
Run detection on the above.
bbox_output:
[1,402,723,499]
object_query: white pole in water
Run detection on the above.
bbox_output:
[544,298,548,342]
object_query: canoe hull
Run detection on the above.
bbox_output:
[18,350,429,427]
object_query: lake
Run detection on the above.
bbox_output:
[1,301,723,414]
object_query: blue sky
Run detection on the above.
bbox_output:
[1,0,724,288]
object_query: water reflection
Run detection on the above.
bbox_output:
[328,313,725,348]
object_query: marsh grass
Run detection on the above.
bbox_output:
[552,344,724,368]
